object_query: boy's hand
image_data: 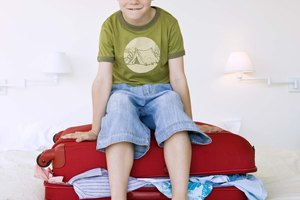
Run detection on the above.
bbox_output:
[199,125,223,133]
[61,130,98,142]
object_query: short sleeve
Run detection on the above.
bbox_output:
[168,21,185,59]
[97,21,115,63]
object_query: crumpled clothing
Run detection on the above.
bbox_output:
[147,179,213,200]
[190,175,267,200]
[68,168,267,200]
[34,165,64,184]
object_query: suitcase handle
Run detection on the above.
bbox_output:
[36,144,66,168]
[36,149,55,167]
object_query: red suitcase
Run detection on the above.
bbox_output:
[37,122,256,200]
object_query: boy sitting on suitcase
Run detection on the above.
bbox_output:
[62,0,220,199]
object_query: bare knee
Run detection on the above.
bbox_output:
[106,142,134,170]
[106,142,134,155]
[164,131,191,148]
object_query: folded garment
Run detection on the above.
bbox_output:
[68,168,267,200]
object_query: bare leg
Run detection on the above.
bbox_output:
[106,142,134,200]
[164,131,191,200]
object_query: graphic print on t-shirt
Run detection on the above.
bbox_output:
[124,37,160,73]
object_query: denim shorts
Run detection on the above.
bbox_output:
[96,83,211,159]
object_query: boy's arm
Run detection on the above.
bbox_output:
[62,62,113,142]
[169,57,223,133]
[90,61,113,134]
[168,56,193,119]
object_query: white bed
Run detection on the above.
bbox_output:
[1,145,300,200]
[0,150,44,200]
[254,146,300,200]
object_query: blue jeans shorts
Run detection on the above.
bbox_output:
[96,83,211,159]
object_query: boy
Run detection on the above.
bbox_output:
[62,0,216,199]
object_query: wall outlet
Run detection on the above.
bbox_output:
[288,77,300,93]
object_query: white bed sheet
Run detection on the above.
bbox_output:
[0,146,300,200]
[254,146,300,200]
[0,150,44,200]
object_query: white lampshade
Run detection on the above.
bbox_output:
[43,52,72,74]
[224,51,254,73]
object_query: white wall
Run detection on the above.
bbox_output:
[0,0,299,150]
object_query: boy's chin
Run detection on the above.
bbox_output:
[123,14,145,24]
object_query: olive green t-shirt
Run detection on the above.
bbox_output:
[97,7,185,85]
